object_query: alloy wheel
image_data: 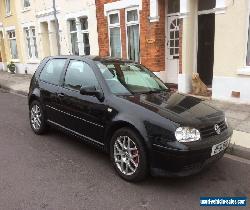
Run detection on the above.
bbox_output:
[30,104,42,131]
[113,136,140,176]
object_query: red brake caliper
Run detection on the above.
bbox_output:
[132,150,139,164]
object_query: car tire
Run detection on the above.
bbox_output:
[29,100,47,135]
[110,128,148,182]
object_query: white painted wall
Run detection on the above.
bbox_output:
[212,0,250,103]
[14,0,99,74]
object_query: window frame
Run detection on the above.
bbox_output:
[69,19,79,55]
[7,30,18,59]
[107,11,122,58]
[39,58,68,86]
[68,17,90,56]
[79,17,90,56]
[125,7,140,62]
[24,26,38,59]
[5,0,11,16]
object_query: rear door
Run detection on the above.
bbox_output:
[38,58,68,124]
[57,59,107,145]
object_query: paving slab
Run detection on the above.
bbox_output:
[224,110,250,121]
[0,71,31,95]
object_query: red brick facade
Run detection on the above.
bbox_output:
[95,0,166,72]
[140,0,166,72]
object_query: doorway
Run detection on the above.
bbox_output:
[166,16,180,84]
[197,14,215,86]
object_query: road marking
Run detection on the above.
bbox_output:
[224,154,250,165]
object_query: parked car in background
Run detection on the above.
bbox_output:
[28,56,233,182]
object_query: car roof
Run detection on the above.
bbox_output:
[47,55,135,63]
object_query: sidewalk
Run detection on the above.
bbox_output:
[0,70,250,159]
[0,71,31,96]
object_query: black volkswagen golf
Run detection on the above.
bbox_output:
[28,56,233,182]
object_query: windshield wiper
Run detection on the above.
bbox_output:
[138,90,166,94]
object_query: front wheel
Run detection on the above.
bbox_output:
[29,100,47,135]
[110,128,148,182]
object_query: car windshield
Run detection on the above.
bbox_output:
[95,61,168,95]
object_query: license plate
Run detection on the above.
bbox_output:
[211,139,230,156]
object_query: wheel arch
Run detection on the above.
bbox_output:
[104,120,149,153]
[28,89,41,107]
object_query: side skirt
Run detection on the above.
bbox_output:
[47,119,105,150]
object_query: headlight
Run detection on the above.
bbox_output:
[175,127,201,142]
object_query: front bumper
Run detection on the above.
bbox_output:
[150,127,233,177]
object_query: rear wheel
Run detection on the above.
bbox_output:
[29,100,47,135]
[110,128,148,182]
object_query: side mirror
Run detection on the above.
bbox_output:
[80,86,103,100]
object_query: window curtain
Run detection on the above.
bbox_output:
[10,39,18,59]
[83,33,90,55]
[71,33,79,55]
[127,25,139,62]
[110,27,121,58]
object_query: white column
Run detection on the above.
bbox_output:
[76,18,84,55]
[48,20,58,56]
[216,0,226,9]
[178,0,198,93]
[149,0,159,22]
[215,0,226,14]
[180,0,190,16]
[48,21,55,55]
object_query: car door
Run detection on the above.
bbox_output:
[57,59,107,145]
[38,58,68,124]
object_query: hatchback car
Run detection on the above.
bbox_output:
[28,56,233,182]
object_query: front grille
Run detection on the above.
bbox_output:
[200,121,227,139]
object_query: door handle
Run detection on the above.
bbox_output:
[57,93,65,98]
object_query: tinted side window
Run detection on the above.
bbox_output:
[40,59,66,85]
[64,60,99,91]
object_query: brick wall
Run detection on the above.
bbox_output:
[140,0,166,72]
[95,0,166,72]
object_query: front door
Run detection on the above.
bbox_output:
[197,14,215,86]
[58,59,107,145]
[166,16,180,84]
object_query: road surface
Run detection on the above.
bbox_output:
[0,89,249,210]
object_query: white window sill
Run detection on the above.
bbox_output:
[237,67,250,76]
[21,7,31,13]
[149,16,160,23]
[27,59,40,64]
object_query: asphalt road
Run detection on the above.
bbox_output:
[0,89,249,210]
